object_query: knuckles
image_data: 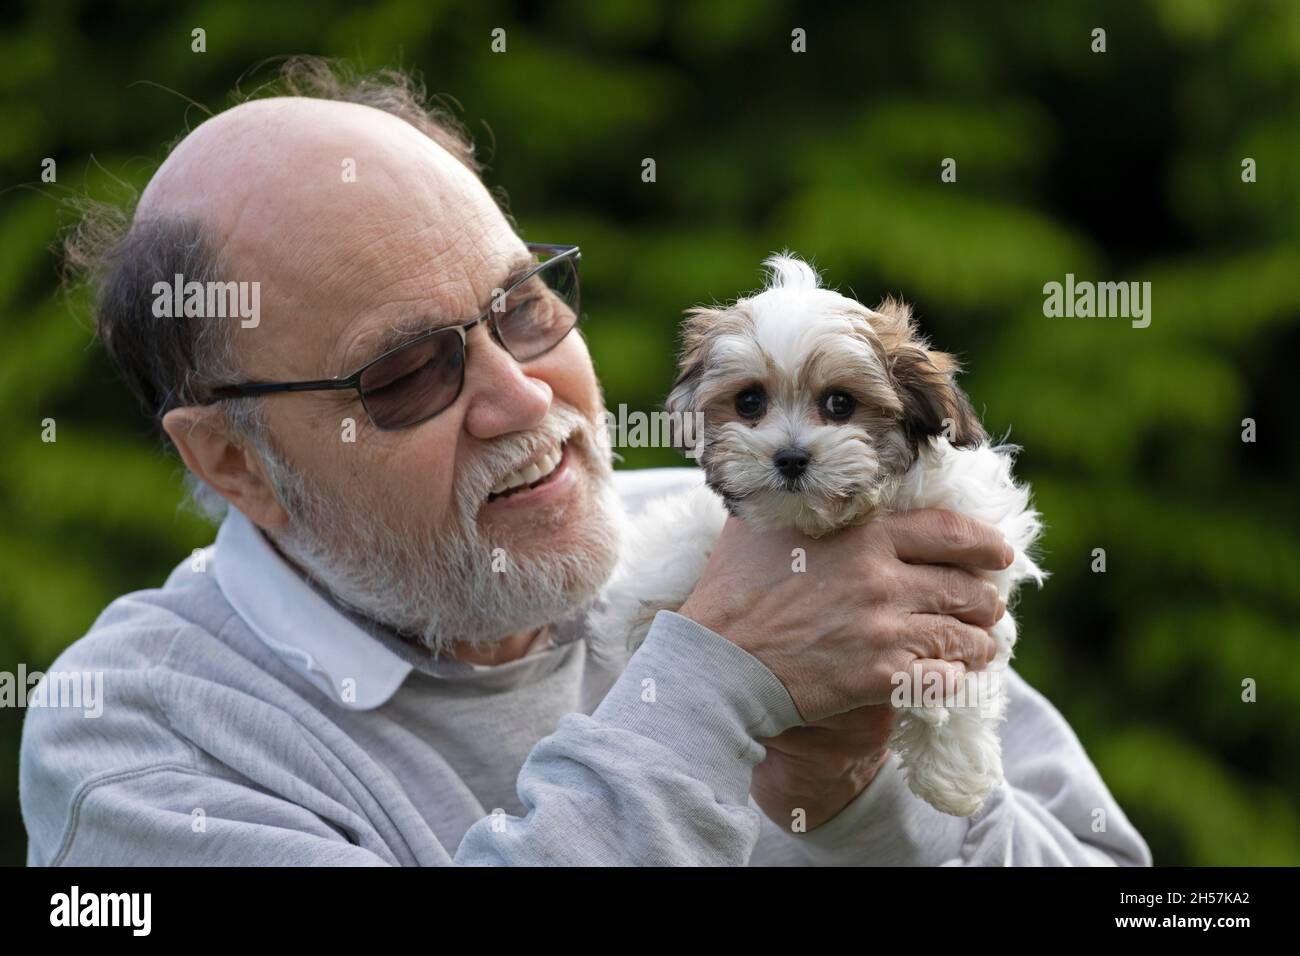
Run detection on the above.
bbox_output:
[933,616,963,658]
[859,555,900,604]
[941,567,968,613]
[934,509,979,552]
[963,579,1001,625]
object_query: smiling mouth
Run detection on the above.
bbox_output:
[486,441,567,502]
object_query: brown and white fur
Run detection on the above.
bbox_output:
[590,254,1045,816]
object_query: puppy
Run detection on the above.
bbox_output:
[592,254,1045,817]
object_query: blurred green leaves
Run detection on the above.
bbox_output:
[0,0,1296,867]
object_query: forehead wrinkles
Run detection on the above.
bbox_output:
[327,199,505,319]
[331,241,529,374]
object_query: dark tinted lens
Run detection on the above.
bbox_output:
[359,329,465,429]
[495,254,579,361]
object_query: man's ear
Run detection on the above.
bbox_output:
[873,298,985,448]
[161,406,290,529]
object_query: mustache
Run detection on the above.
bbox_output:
[457,402,603,517]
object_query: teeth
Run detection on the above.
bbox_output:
[489,443,563,498]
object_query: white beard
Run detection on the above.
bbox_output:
[259,402,623,657]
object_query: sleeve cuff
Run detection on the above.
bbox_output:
[591,610,802,805]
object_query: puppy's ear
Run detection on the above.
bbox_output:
[874,298,985,448]
[892,345,984,447]
[663,305,726,459]
[664,304,725,417]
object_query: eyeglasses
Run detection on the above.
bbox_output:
[203,243,581,431]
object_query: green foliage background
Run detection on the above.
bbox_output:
[1,0,1297,866]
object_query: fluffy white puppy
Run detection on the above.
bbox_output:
[592,254,1045,816]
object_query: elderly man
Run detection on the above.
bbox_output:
[20,63,1149,867]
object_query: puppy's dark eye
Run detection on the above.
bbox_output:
[821,390,857,421]
[735,387,767,420]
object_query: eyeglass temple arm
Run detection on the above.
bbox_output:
[205,377,361,401]
[524,242,579,257]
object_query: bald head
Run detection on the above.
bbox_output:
[139,97,524,385]
[140,97,487,262]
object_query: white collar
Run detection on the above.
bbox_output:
[213,507,413,711]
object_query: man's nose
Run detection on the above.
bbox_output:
[461,331,552,439]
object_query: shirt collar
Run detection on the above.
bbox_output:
[213,507,414,711]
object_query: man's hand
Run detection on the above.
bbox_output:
[678,508,1009,830]
[678,508,1011,723]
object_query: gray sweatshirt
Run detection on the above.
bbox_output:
[18,467,1150,866]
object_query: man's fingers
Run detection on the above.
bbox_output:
[905,613,996,670]
[908,659,967,702]
[884,508,1013,571]
[898,563,1004,626]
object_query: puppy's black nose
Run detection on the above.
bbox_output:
[773,447,811,480]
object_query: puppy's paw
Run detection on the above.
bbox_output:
[891,707,1004,817]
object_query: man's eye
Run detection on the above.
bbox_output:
[734,387,767,419]
[509,297,540,323]
[821,390,857,421]
[503,295,548,329]
[365,351,445,395]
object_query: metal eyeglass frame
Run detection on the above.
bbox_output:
[201,242,581,430]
